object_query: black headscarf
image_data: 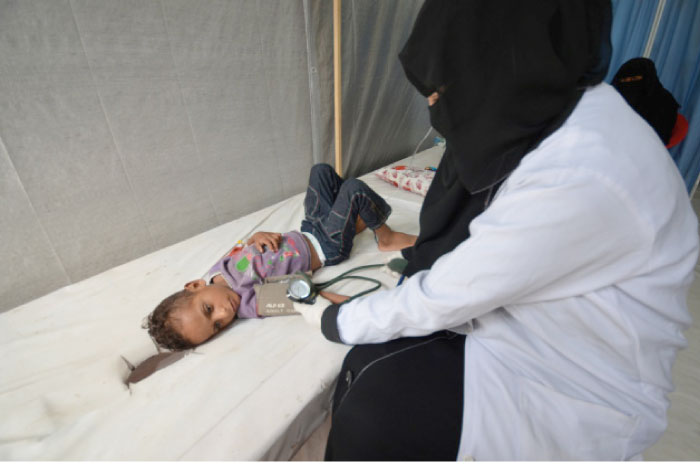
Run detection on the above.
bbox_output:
[399,0,612,276]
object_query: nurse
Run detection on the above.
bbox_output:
[308,0,699,460]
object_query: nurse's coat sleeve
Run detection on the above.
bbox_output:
[321,167,654,344]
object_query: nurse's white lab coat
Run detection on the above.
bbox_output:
[332,83,699,460]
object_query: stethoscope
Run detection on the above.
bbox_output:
[286,258,408,304]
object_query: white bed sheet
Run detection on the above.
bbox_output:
[0,147,445,460]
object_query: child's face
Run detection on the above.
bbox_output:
[172,279,240,346]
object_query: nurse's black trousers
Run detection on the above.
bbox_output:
[325,330,466,461]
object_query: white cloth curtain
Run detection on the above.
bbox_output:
[0,0,429,312]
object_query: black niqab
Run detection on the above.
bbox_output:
[612,57,679,145]
[399,0,612,276]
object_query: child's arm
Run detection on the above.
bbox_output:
[319,291,350,305]
[247,231,282,252]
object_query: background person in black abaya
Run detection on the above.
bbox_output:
[299,0,698,460]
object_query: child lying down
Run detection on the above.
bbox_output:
[146,163,416,350]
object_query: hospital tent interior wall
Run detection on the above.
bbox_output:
[4,0,698,316]
[0,0,430,313]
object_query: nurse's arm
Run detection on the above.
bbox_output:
[322,169,651,345]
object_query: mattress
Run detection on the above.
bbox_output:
[0,147,445,460]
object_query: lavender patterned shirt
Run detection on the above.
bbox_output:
[203,231,312,318]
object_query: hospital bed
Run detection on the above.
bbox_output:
[0,147,444,460]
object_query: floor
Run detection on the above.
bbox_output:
[291,193,700,461]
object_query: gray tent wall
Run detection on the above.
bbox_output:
[0,0,429,312]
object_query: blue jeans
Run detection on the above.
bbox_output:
[301,164,392,266]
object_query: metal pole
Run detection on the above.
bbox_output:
[333,0,343,176]
[643,0,667,58]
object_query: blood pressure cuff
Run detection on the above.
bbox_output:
[321,304,344,343]
[254,274,301,317]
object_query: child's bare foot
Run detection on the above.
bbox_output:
[374,224,417,252]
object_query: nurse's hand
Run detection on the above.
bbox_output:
[428,85,446,106]
[319,291,350,305]
[428,92,439,106]
[381,251,406,278]
[293,294,333,328]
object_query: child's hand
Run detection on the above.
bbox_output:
[247,231,282,253]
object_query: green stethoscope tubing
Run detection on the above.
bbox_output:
[313,263,384,303]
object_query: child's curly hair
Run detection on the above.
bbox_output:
[144,290,196,351]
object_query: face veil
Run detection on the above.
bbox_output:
[399,0,612,276]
